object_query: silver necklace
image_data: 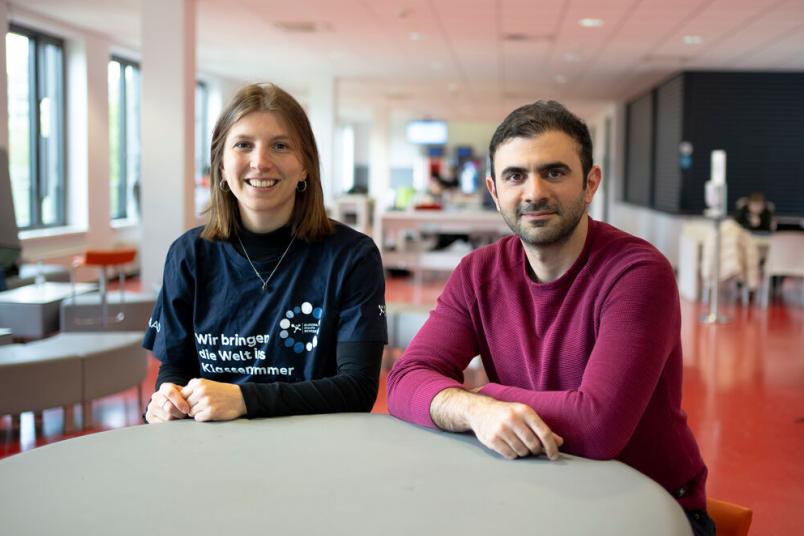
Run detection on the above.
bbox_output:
[235,229,297,292]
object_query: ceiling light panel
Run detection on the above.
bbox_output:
[578,18,605,28]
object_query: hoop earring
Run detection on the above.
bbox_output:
[219,179,230,192]
[296,180,308,193]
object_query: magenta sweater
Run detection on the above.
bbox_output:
[387,218,707,510]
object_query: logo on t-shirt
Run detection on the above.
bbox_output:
[278,301,322,354]
[148,317,161,333]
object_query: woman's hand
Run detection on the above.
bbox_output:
[181,378,247,422]
[145,382,190,423]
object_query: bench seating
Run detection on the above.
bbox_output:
[0,332,147,430]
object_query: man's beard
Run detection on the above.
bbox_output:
[500,193,587,247]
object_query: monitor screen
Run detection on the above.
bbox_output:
[406,120,448,145]
[427,146,445,158]
[456,145,473,159]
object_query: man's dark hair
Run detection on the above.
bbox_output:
[488,100,593,187]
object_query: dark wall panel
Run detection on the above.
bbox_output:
[654,75,684,212]
[682,72,804,216]
[625,92,654,207]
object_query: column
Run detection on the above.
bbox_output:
[369,103,391,248]
[308,76,336,207]
[81,33,113,247]
[140,0,197,291]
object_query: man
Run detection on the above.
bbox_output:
[387,101,713,535]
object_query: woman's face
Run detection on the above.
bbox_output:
[221,111,306,232]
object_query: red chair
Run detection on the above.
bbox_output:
[69,248,137,327]
[707,497,752,536]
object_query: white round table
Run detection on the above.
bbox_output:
[0,413,692,535]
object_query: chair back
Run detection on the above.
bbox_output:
[765,232,804,278]
[701,219,761,289]
[707,497,752,536]
[386,304,431,349]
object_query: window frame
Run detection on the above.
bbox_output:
[8,24,67,230]
[108,55,140,221]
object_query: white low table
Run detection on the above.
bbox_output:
[0,414,692,535]
[0,282,95,338]
[60,290,156,332]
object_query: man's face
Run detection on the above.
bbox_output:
[487,130,600,248]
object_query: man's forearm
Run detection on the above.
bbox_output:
[430,386,564,460]
[429,387,484,432]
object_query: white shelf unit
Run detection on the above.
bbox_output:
[376,210,511,275]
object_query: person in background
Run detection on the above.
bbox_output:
[735,192,776,232]
[143,83,387,423]
[387,100,714,536]
[422,170,472,251]
[422,170,458,207]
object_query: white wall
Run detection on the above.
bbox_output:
[352,121,372,167]
[204,74,242,124]
[389,114,422,169]
[447,121,496,158]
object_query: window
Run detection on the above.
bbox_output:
[194,81,210,215]
[195,81,209,181]
[108,57,141,220]
[6,26,66,229]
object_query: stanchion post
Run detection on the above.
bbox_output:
[701,150,730,324]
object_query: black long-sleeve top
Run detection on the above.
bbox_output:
[156,341,383,416]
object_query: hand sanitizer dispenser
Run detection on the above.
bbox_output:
[704,150,727,218]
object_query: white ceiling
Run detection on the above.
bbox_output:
[9,0,804,121]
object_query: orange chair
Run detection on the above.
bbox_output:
[69,248,137,327]
[707,497,753,536]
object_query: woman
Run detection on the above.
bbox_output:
[143,83,387,423]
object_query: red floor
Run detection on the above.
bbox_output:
[2,273,803,535]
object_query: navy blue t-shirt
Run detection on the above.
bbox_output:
[143,223,387,388]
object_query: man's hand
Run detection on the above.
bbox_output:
[431,388,563,460]
[467,398,563,460]
[145,382,190,423]
[181,378,247,422]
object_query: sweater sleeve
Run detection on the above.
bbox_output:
[238,341,383,417]
[387,262,480,427]
[478,260,681,460]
